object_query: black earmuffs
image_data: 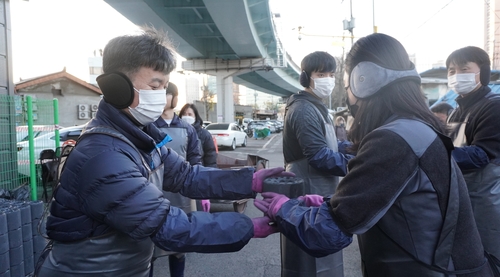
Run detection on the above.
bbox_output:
[96,72,134,109]
[480,64,491,85]
[299,71,310,88]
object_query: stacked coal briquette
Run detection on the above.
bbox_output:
[0,199,46,277]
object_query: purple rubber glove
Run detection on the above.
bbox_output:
[251,216,279,238]
[253,192,290,221]
[297,194,324,207]
[201,199,210,212]
[252,167,296,193]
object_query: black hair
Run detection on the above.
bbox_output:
[102,25,177,78]
[300,51,336,83]
[166,82,178,97]
[179,103,203,125]
[430,102,454,115]
[445,46,491,85]
[345,33,444,150]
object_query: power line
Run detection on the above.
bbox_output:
[404,0,455,39]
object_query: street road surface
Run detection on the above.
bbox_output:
[153,133,362,277]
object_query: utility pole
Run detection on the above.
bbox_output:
[254,91,258,119]
[342,0,355,46]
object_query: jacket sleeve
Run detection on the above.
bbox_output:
[309,149,352,176]
[289,104,349,176]
[275,199,353,258]
[452,145,489,170]
[152,206,253,253]
[75,144,169,241]
[201,129,218,168]
[462,98,500,166]
[161,147,256,200]
[186,125,202,166]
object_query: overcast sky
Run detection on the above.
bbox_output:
[10,0,484,82]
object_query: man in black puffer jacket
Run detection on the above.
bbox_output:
[36,26,290,277]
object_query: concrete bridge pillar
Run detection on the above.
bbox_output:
[215,72,235,123]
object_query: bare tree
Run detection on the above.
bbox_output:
[323,47,347,111]
[200,82,215,121]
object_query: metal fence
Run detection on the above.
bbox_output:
[0,95,59,201]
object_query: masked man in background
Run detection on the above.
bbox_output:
[281,51,352,277]
[446,46,500,266]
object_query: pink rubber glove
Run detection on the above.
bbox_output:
[201,200,210,212]
[251,216,279,238]
[252,167,295,192]
[253,192,290,221]
[297,194,324,207]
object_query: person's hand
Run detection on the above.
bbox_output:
[297,194,324,207]
[253,192,290,221]
[251,216,278,238]
[338,140,353,155]
[252,167,295,192]
[201,199,210,212]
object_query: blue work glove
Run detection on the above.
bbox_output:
[297,194,324,207]
[201,199,210,212]
[251,216,279,238]
[252,167,295,193]
[254,192,290,221]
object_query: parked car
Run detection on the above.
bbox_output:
[205,122,247,150]
[17,125,86,177]
[249,120,276,133]
[269,120,283,132]
[202,121,212,128]
[16,125,62,142]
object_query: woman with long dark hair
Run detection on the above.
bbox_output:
[254,33,494,276]
[179,103,217,167]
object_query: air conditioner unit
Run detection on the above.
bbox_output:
[78,104,88,111]
[78,111,90,120]
[91,111,97,118]
[91,104,98,111]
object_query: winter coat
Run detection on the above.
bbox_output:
[447,86,500,261]
[193,121,217,168]
[275,117,492,276]
[154,113,201,214]
[39,100,256,276]
[283,91,351,191]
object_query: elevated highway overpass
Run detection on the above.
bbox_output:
[104,0,302,122]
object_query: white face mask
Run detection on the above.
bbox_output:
[128,88,166,126]
[311,77,335,98]
[181,116,196,125]
[448,73,480,95]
